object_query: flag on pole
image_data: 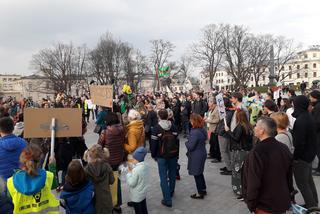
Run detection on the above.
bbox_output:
[158,66,170,77]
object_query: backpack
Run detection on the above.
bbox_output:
[159,128,179,159]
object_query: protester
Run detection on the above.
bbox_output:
[224,109,252,199]
[263,99,279,117]
[150,109,179,207]
[125,109,145,154]
[310,90,320,176]
[95,106,108,134]
[186,113,207,199]
[84,144,115,214]
[0,117,27,182]
[126,147,149,214]
[270,112,294,153]
[216,98,235,173]
[292,95,318,208]
[145,103,158,146]
[7,144,60,214]
[204,97,220,161]
[242,117,293,214]
[191,92,207,117]
[60,160,94,214]
[97,112,125,212]
[13,113,24,138]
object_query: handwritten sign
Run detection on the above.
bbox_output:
[90,85,113,108]
[216,93,226,119]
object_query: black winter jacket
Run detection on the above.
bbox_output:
[217,109,235,137]
[225,124,252,151]
[292,95,317,163]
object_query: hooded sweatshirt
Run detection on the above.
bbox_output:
[98,124,125,166]
[0,134,27,181]
[125,120,145,154]
[85,161,114,214]
[292,95,317,163]
[60,180,94,214]
[150,120,178,159]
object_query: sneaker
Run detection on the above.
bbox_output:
[161,200,172,208]
[312,171,320,176]
[220,167,227,171]
[127,202,134,207]
[220,170,232,175]
[113,206,122,213]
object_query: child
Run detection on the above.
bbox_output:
[84,144,114,214]
[126,147,149,214]
[6,144,59,214]
[60,160,94,214]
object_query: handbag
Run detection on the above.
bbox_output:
[93,125,102,134]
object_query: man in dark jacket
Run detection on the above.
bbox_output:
[292,95,318,208]
[310,90,320,176]
[191,92,207,117]
[150,109,179,208]
[242,117,293,213]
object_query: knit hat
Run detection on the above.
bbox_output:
[310,90,320,100]
[132,147,147,162]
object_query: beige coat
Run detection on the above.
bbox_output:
[205,106,220,133]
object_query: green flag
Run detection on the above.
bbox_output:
[158,66,170,77]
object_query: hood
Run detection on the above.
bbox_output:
[0,134,26,151]
[127,120,144,130]
[13,169,46,195]
[292,95,310,118]
[85,161,110,183]
[106,124,124,136]
[60,181,93,210]
[159,120,172,131]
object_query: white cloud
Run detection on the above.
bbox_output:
[0,0,319,75]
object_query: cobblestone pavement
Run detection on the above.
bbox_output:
[58,121,320,214]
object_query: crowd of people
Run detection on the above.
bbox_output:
[0,85,320,214]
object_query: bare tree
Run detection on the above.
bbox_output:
[222,24,252,88]
[89,33,123,86]
[149,39,175,91]
[249,35,273,86]
[272,36,301,82]
[31,42,88,94]
[192,24,224,89]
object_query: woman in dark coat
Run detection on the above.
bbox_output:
[185,113,208,199]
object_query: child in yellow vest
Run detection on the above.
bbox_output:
[6,144,59,214]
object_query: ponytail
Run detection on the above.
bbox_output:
[20,144,43,176]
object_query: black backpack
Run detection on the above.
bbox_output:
[159,129,179,159]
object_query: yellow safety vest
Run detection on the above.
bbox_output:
[7,171,59,214]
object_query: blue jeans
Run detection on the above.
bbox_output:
[157,157,177,205]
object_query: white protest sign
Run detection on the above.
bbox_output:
[215,93,227,126]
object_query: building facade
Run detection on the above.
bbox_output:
[200,47,320,90]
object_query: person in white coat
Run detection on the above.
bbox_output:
[126,147,149,214]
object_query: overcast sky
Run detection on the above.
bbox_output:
[0,0,319,75]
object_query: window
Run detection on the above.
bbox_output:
[297,65,300,69]
[228,79,230,83]
[216,80,218,84]
[305,73,308,78]
[304,54,308,58]
[263,76,265,81]
[289,73,292,79]
[179,87,183,90]
[251,77,253,81]
[3,78,7,82]
[297,73,300,78]
[313,53,317,57]
[313,63,317,68]
[305,64,308,69]
[314,72,317,78]
[289,65,292,70]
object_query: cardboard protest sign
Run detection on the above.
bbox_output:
[24,108,82,138]
[90,85,113,107]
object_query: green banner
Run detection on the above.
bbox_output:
[158,66,170,77]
